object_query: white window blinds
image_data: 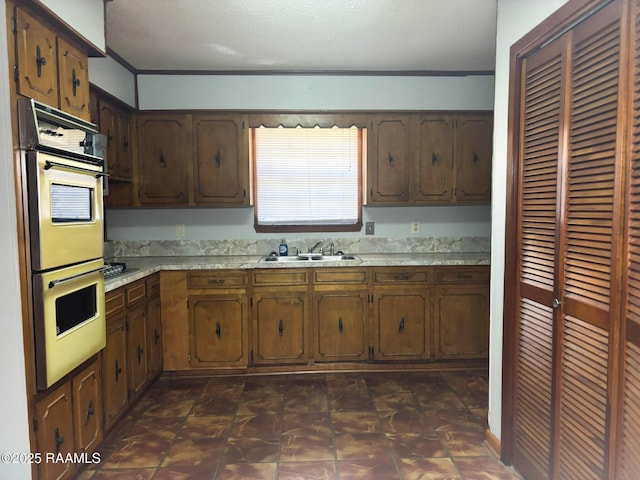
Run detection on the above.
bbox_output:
[254,126,360,226]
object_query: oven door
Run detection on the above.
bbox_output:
[28,151,104,271]
[33,258,106,389]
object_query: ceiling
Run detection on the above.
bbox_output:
[104,0,498,73]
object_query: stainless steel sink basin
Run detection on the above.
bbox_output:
[259,254,360,263]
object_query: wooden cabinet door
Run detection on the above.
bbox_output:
[127,305,147,402]
[368,115,411,203]
[373,290,430,360]
[253,292,309,365]
[72,357,102,454]
[414,115,454,203]
[15,8,58,106]
[146,295,163,378]
[35,382,74,480]
[116,108,133,180]
[454,114,492,202]
[189,294,248,367]
[103,312,128,431]
[137,114,191,205]
[314,291,368,362]
[193,114,249,205]
[57,37,90,121]
[434,285,489,359]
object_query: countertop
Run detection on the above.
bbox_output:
[104,252,490,292]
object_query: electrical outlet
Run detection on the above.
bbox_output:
[365,222,375,235]
[411,221,420,234]
[176,224,186,239]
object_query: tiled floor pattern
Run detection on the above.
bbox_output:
[76,370,523,479]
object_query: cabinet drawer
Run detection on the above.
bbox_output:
[253,269,308,286]
[126,280,146,305]
[373,268,431,284]
[105,288,126,316]
[434,266,489,284]
[313,269,368,285]
[188,271,247,289]
[146,274,160,298]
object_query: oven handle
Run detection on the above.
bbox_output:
[44,160,109,179]
[48,266,109,289]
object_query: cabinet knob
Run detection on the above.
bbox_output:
[115,360,123,382]
[72,68,81,97]
[215,322,221,338]
[432,152,438,164]
[338,317,344,333]
[278,319,284,336]
[387,152,394,165]
[54,427,64,453]
[215,150,222,168]
[36,45,46,77]
[552,298,561,309]
[398,317,405,333]
[85,399,95,426]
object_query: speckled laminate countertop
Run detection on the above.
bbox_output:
[104,252,490,292]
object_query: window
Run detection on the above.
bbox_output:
[252,126,363,232]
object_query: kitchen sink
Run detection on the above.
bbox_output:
[259,254,360,263]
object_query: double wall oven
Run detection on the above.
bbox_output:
[19,99,107,390]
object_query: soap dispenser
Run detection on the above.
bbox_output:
[279,239,288,256]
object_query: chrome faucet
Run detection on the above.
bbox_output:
[308,241,323,253]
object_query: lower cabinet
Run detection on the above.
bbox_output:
[252,269,310,365]
[187,270,249,368]
[189,294,248,367]
[312,268,369,362]
[34,356,102,480]
[161,265,489,371]
[103,274,162,432]
[372,268,432,361]
[102,311,127,431]
[433,266,490,359]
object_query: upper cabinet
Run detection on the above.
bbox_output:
[193,114,249,205]
[98,97,133,181]
[368,112,493,205]
[137,114,192,205]
[367,115,412,203]
[15,7,90,120]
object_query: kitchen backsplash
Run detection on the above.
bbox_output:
[105,236,490,258]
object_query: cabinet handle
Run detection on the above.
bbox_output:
[338,317,343,333]
[36,45,46,77]
[72,68,81,97]
[393,274,410,281]
[106,129,113,146]
[84,399,95,426]
[54,427,64,453]
[159,152,166,168]
[399,317,405,333]
[207,279,225,285]
[387,152,394,165]
[137,345,144,364]
[473,152,479,163]
[215,150,222,168]
[215,322,221,338]
[278,319,284,336]
[552,298,562,309]
[432,152,438,164]
[154,328,160,345]
[115,360,122,383]
[123,137,129,151]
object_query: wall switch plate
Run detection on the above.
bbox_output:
[176,224,186,239]
[411,221,420,234]
[365,222,375,235]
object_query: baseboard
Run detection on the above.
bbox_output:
[485,428,501,458]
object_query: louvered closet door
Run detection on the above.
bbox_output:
[513,37,566,480]
[620,0,640,477]
[556,4,622,478]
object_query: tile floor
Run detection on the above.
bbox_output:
[76,370,523,479]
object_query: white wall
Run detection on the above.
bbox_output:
[106,205,491,241]
[488,0,569,442]
[38,0,105,52]
[108,73,494,241]
[138,74,495,111]
[88,56,137,108]
[0,0,31,477]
